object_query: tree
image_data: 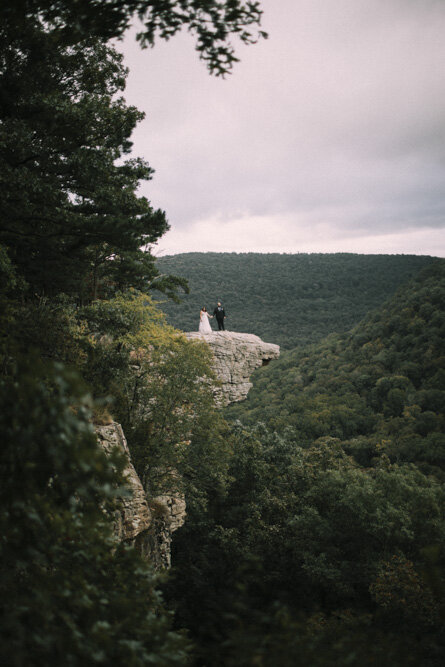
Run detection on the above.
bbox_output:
[1,2,266,299]
[169,425,445,665]
[78,290,222,496]
[2,1,267,77]
[0,27,185,300]
[228,260,445,475]
[0,359,189,666]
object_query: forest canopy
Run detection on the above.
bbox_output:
[228,260,445,476]
[168,259,445,664]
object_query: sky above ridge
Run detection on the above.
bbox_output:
[120,0,445,257]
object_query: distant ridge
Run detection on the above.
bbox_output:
[227,258,445,476]
[156,252,435,349]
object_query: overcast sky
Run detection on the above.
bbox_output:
[120,0,445,257]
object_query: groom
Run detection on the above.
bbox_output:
[213,302,226,331]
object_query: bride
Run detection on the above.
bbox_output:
[199,306,213,333]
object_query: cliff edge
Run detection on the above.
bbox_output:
[185,331,280,406]
[96,422,152,541]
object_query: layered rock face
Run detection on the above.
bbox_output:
[96,422,152,541]
[185,331,280,406]
[96,422,186,567]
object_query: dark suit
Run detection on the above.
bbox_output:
[213,305,225,330]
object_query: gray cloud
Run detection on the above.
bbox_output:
[121,0,445,255]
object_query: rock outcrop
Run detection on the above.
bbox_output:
[95,422,152,541]
[95,331,279,567]
[96,422,186,567]
[185,331,280,406]
[136,494,187,569]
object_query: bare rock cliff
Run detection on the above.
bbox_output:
[96,422,186,568]
[96,422,152,541]
[185,331,280,406]
[135,494,187,569]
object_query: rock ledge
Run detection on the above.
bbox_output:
[185,331,280,406]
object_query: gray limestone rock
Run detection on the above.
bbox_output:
[95,422,186,567]
[95,422,152,541]
[185,331,280,406]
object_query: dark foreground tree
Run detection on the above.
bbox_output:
[0,25,182,300]
[0,359,189,666]
[0,2,265,300]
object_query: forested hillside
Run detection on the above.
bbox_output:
[167,259,445,665]
[155,252,434,348]
[228,259,445,476]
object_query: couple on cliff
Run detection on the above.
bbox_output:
[199,302,226,334]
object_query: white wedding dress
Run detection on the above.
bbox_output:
[199,311,212,334]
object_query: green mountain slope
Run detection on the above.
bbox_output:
[227,259,445,476]
[155,252,434,348]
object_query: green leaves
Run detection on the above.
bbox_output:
[77,291,220,497]
[0,28,179,300]
[170,425,445,664]
[0,358,189,666]
[1,1,266,77]
[229,260,445,475]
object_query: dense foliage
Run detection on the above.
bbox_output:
[2,283,226,493]
[227,260,445,476]
[163,260,445,665]
[3,254,444,665]
[0,23,187,301]
[169,425,445,666]
[0,2,267,297]
[0,1,266,664]
[155,252,434,348]
[0,360,189,666]
[76,292,226,498]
